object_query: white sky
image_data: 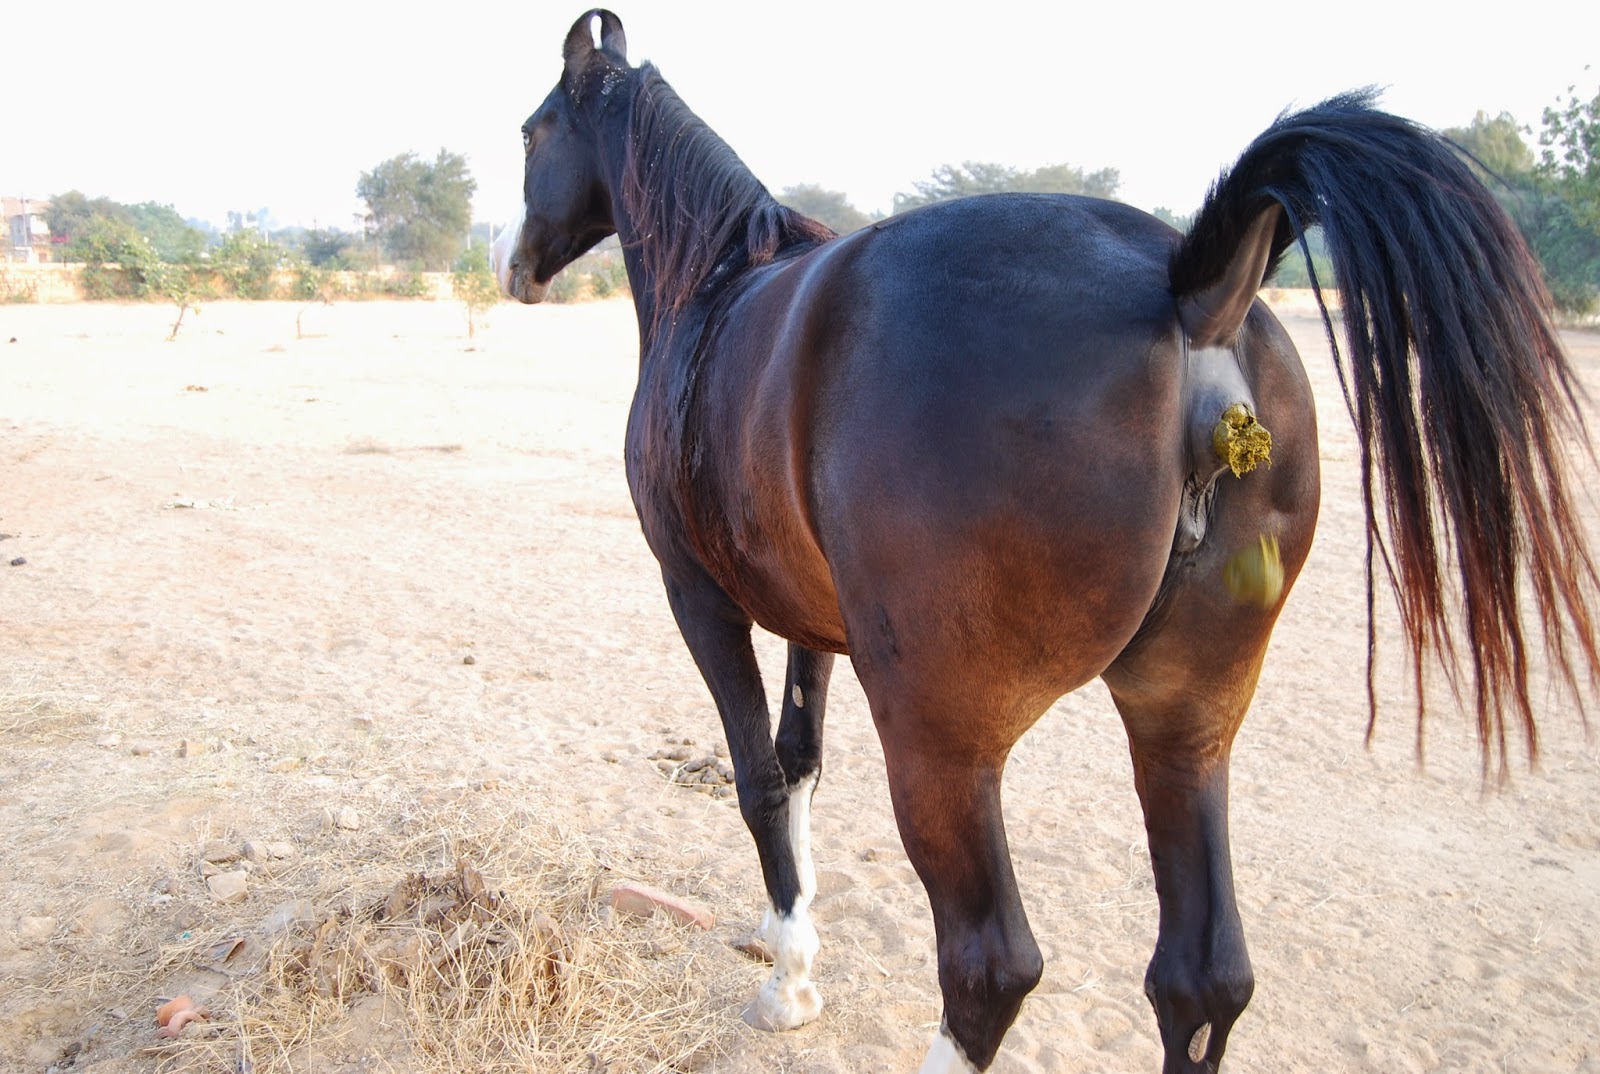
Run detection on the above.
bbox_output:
[7,1,1595,233]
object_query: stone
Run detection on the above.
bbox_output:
[200,840,238,864]
[206,872,249,904]
[610,882,715,930]
[334,807,361,831]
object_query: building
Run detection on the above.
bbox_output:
[4,197,53,262]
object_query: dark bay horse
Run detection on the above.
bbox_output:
[493,11,1599,1072]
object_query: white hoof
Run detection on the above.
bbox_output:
[742,976,824,1031]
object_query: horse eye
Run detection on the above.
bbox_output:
[522,130,532,153]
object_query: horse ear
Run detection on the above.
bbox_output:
[564,9,627,71]
[597,10,627,62]
[563,10,599,71]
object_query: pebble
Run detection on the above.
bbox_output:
[334,807,362,831]
[8,557,25,567]
[462,654,476,665]
[95,732,123,749]
[130,741,158,756]
[177,739,207,758]
[243,840,296,862]
[199,840,239,864]
[206,872,249,904]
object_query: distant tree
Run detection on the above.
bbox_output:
[1442,110,1535,183]
[1537,83,1600,235]
[778,184,877,234]
[893,161,1119,213]
[451,241,500,339]
[301,227,356,268]
[126,202,205,264]
[46,191,131,248]
[358,149,477,270]
[1151,207,1193,233]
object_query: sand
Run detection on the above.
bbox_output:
[2,297,1596,1074]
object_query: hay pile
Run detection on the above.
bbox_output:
[139,801,737,1074]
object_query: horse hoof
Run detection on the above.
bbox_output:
[742,979,824,1031]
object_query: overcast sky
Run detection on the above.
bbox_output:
[8,1,1595,233]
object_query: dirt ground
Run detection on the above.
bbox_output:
[2,297,1597,1074]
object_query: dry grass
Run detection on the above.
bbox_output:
[91,798,736,1074]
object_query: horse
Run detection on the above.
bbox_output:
[492,11,1599,1072]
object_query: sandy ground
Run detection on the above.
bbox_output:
[2,296,1597,1074]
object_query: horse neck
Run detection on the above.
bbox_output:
[595,68,830,352]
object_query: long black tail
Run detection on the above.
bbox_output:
[1172,90,1599,775]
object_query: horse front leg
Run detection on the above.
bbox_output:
[1106,676,1256,1073]
[661,576,824,1031]
[772,644,833,906]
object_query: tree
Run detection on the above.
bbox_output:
[1442,111,1535,183]
[358,149,477,270]
[451,241,500,339]
[126,202,205,264]
[893,161,1119,213]
[46,191,130,248]
[1537,83,1600,234]
[778,184,877,234]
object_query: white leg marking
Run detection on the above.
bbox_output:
[745,905,823,1030]
[745,772,824,1031]
[918,1027,980,1074]
[791,683,805,708]
[490,205,525,297]
[788,771,818,902]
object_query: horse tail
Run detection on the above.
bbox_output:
[1169,89,1599,776]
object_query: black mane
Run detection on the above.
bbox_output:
[621,66,833,327]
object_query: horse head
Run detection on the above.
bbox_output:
[492,9,629,303]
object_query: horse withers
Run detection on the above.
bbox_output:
[493,12,1599,1073]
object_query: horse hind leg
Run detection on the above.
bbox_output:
[661,578,826,1031]
[866,714,1042,1072]
[1103,506,1312,1069]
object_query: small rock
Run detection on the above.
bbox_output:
[732,934,774,963]
[206,871,249,904]
[16,916,57,946]
[334,807,361,831]
[177,739,207,758]
[8,557,25,567]
[462,654,476,665]
[269,756,304,773]
[200,840,238,864]
[106,1007,128,1021]
[244,840,296,862]
[353,712,375,728]
[610,882,715,930]
[95,732,123,749]
[130,741,158,756]
[260,898,317,940]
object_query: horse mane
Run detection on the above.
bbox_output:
[622,66,833,328]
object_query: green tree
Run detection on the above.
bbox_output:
[301,227,356,267]
[358,149,477,270]
[126,202,205,264]
[1442,111,1535,183]
[212,231,286,299]
[893,161,1119,213]
[451,241,500,339]
[1537,83,1600,234]
[46,191,131,248]
[778,184,878,234]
